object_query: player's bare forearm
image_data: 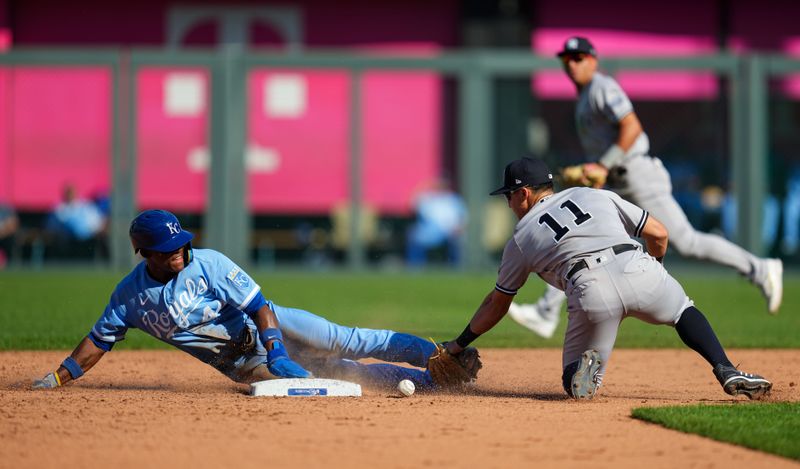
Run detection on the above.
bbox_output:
[615,113,643,154]
[253,304,285,351]
[58,337,106,385]
[472,290,515,333]
[254,304,280,331]
[641,214,668,260]
[447,290,513,355]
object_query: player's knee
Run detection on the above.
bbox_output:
[562,361,580,397]
[668,229,702,257]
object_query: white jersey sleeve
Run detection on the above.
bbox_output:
[605,190,649,238]
[495,238,530,296]
[577,73,650,160]
[594,75,634,123]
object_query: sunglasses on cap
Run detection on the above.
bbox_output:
[560,53,587,64]
[504,186,528,201]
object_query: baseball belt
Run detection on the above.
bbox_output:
[566,244,638,280]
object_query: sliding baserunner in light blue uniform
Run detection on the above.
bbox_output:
[32,210,441,392]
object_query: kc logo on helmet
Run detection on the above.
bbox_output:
[166,222,180,234]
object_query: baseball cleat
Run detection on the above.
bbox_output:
[507,302,559,339]
[759,258,783,315]
[571,349,602,400]
[713,364,772,400]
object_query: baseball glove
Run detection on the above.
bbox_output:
[559,164,607,188]
[605,166,628,189]
[427,341,482,389]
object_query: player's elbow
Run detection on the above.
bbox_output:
[642,215,668,243]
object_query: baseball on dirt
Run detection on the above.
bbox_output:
[397,379,415,397]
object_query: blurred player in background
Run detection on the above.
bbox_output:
[509,36,783,339]
[44,183,107,259]
[406,178,467,268]
[32,210,449,392]
[444,157,771,400]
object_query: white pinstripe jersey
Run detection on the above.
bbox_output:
[576,72,650,161]
[495,187,648,294]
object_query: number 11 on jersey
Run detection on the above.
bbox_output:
[538,199,592,242]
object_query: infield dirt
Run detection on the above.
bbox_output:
[2,349,798,468]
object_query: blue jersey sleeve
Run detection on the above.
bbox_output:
[242,291,267,318]
[205,250,262,311]
[90,290,130,350]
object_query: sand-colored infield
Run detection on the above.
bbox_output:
[2,349,798,468]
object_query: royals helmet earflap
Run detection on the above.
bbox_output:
[129,209,194,264]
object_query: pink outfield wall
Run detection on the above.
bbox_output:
[3,65,441,214]
[2,0,455,214]
[2,0,800,211]
[0,0,8,50]
[0,70,7,203]
[3,68,111,208]
[532,0,800,99]
[532,0,719,99]
[136,68,209,213]
[247,70,350,214]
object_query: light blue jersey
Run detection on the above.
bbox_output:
[89,248,438,389]
[91,249,266,380]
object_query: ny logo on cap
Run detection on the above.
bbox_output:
[515,179,522,184]
[567,38,578,50]
[166,222,180,235]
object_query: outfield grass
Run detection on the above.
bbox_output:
[0,268,798,350]
[632,402,800,460]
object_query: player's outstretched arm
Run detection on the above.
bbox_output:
[641,214,669,262]
[32,336,107,389]
[446,289,514,355]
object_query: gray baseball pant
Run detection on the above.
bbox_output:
[562,246,693,384]
[618,154,763,277]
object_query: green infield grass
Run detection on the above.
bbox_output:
[0,267,798,350]
[632,402,800,460]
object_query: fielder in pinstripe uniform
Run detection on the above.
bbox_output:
[443,157,771,399]
[508,36,783,339]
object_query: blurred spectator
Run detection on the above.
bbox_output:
[405,179,467,268]
[782,166,800,255]
[0,203,19,268]
[45,184,107,259]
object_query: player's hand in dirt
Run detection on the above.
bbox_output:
[32,372,60,390]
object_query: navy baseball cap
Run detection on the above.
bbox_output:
[129,209,194,253]
[490,157,554,195]
[556,36,597,57]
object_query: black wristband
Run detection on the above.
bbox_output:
[455,324,481,349]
